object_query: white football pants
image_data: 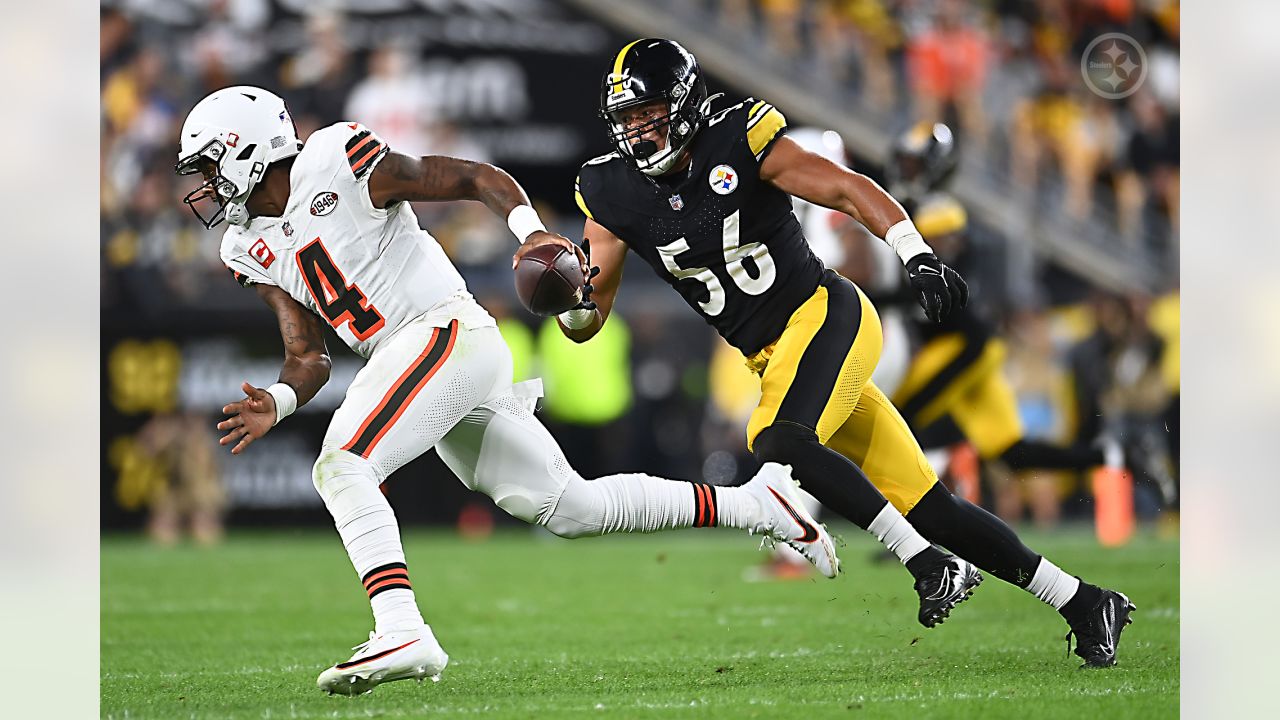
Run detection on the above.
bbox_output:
[313,311,705,538]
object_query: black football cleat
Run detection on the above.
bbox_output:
[914,556,983,628]
[1065,589,1136,668]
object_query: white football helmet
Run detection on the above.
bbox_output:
[175,86,302,228]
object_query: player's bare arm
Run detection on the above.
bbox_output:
[367,151,586,272]
[759,136,907,237]
[217,283,332,455]
[558,217,629,342]
[760,135,967,321]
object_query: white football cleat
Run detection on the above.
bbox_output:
[316,625,449,695]
[745,462,841,578]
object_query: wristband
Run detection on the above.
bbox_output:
[558,307,596,330]
[507,204,547,244]
[266,382,298,426]
[884,219,933,265]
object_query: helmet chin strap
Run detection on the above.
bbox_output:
[225,201,252,226]
[224,161,267,227]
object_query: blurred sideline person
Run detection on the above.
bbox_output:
[525,39,1135,667]
[175,86,838,695]
[537,314,633,479]
[881,123,1172,505]
[135,411,225,545]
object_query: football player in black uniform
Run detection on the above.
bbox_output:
[885,123,1174,505]
[514,39,1133,667]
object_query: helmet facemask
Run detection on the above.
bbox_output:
[175,137,266,229]
[602,69,705,177]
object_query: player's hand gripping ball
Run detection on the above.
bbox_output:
[514,240,587,316]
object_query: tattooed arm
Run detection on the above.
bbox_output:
[367,150,532,217]
[368,150,588,272]
[217,284,331,454]
[260,283,332,406]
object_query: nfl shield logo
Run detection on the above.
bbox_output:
[669,194,684,211]
[282,221,293,237]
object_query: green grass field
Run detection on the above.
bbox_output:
[102,527,1178,719]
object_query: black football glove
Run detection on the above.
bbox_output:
[906,253,968,322]
[575,238,602,311]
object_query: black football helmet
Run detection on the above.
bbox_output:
[885,122,958,210]
[599,38,707,176]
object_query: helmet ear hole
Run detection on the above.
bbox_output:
[235,143,258,161]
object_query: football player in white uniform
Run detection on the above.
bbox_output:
[174,86,839,695]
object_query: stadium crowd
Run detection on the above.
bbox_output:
[712,0,1179,256]
[101,1,1178,540]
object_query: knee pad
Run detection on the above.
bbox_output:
[752,423,820,466]
[312,447,380,502]
[541,475,600,539]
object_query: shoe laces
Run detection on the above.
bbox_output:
[351,630,378,655]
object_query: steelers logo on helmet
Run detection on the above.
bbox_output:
[709,164,738,195]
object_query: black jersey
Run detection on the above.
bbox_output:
[575,98,825,355]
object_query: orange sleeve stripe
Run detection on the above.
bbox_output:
[346,133,377,158]
[366,577,412,594]
[350,143,385,173]
[362,568,410,588]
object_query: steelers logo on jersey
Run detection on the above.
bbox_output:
[709,164,738,195]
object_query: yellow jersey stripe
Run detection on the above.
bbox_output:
[610,39,643,93]
[574,178,594,220]
[748,100,768,121]
[747,106,787,158]
[913,198,968,238]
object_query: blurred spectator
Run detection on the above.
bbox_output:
[1010,59,1120,219]
[184,0,270,95]
[1115,91,1179,246]
[344,43,435,157]
[135,412,226,546]
[279,11,359,131]
[537,315,634,479]
[905,0,991,147]
[999,310,1075,528]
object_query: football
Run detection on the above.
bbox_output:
[514,243,585,316]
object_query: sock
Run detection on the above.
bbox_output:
[314,450,424,634]
[1024,557,1081,610]
[544,472,695,536]
[1059,580,1105,621]
[867,503,937,571]
[906,483,1041,587]
[363,562,420,634]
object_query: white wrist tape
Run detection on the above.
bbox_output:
[507,204,547,244]
[558,307,596,330]
[884,219,934,265]
[266,382,298,426]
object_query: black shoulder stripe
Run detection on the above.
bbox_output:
[226,266,253,288]
[345,130,387,179]
[344,129,372,155]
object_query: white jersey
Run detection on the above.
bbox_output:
[219,122,490,358]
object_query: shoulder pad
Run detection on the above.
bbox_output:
[575,152,622,220]
[744,100,788,161]
[300,122,390,182]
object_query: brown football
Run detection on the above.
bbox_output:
[514,243,585,316]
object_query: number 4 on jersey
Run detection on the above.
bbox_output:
[296,239,385,341]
